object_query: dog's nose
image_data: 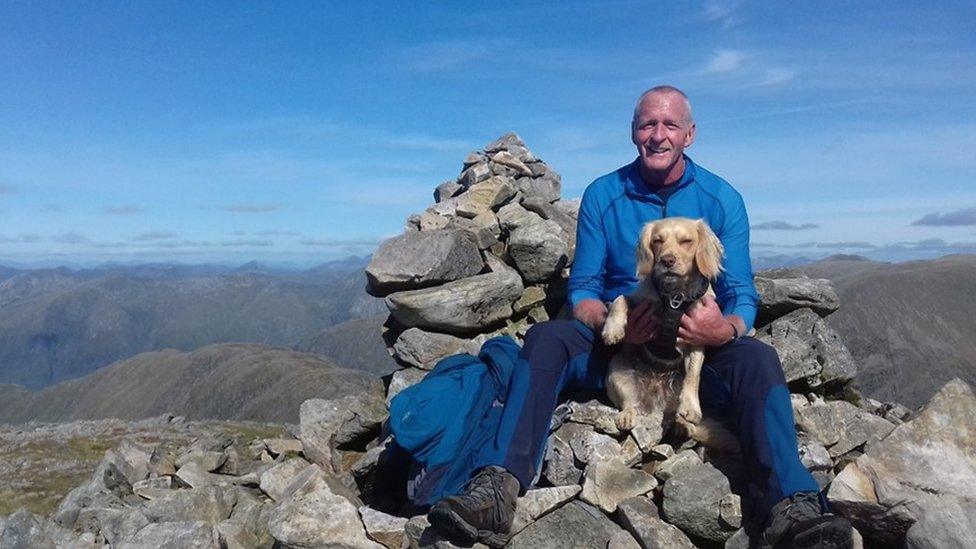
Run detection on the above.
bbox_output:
[661,254,676,267]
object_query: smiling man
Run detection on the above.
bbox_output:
[428,86,854,549]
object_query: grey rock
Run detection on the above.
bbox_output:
[462,152,485,168]
[495,202,542,232]
[366,230,483,296]
[484,132,535,162]
[176,450,227,472]
[608,530,642,549]
[754,277,840,326]
[491,151,533,176]
[580,460,657,513]
[654,449,702,482]
[828,379,976,546]
[507,501,626,549]
[562,422,638,466]
[662,461,739,542]
[84,507,150,546]
[259,458,315,501]
[542,428,583,486]
[359,506,408,549]
[629,411,666,454]
[418,212,451,231]
[458,162,491,188]
[387,368,427,405]
[798,441,833,471]
[508,218,569,282]
[512,285,546,314]
[756,308,857,388]
[520,196,576,240]
[385,270,524,334]
[617,496,697,549]
[455,176,517,218]
[263,438,303,457]
[143,486,237,524]
[516,173,561,204]
[216,520,260,549]
[393,328,468,370]
[796,399,895,457]
[554,197,581,220]
[511,485,581,535]
[450,211,501,249]
[132,476,174,499]
[0,509,80,549]
[269,470,381,548]
[566,399,621,435]
[299,394,388,472]
[434,180,463,202]
[229,490,274,547]
[483,250,516,275]
[118,521,218,549]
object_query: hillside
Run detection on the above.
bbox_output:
[296,315,398,377]
[771,254,976,407]
[0,343,384,424]
[0,260,385,389]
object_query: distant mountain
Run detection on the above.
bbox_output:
[751,254,815,271]
[297,315,398,377]
[0,258,385,389]
[768,254,976,408]
[0,343,383,424]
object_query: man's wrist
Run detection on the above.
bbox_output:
[725,320,739,344]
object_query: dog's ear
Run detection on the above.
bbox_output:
[635,222,656,279]
[695,219,725,279]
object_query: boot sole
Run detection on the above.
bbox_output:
[793,516,854,549]
[428,503,512,548]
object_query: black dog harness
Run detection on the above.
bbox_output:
[639,274,709,370]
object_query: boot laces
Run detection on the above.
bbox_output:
[459,467,507,524]
[785,491,823,523]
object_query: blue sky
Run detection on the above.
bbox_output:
[1,1,975,267]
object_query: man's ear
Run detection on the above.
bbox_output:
[695,219,724,279]
[636,222,656,279]
[684,122,696,148]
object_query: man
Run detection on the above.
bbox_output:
[429,86,854,548]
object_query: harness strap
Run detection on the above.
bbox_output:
[642,274,709,369]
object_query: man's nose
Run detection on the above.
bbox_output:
[650,124,667,141]
[660,254,676,267]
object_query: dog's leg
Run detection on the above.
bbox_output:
[601,295,629,345]
[676,348,705,436]
[606,363,642,431]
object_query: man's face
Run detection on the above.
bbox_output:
[631,92,696,182]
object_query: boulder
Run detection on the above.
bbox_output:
[796,399,895,457]
[484,132,535,162]
[662,461,740,542]
[516,173,561,204]
[359,507,408,549]
[616,497,697,549]
[511,485,581,534]
[496,202,543,232]
[385,271,524,334]
[508,218,569,282]
[507,501,627,549]
[754,277,840,326]
[366,230,483,296]
[455,176,517,218]
[268,469,381,548]
[118,521,218,549]
[386,368,427,405]
[827,379,976,546]
[450,211,501,249]
[259,458,315,501]
[143,486,237,524]
[756,308,857,388]
[393,328,469,370]
[580,461,657,513]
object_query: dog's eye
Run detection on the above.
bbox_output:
[679,239,693,245]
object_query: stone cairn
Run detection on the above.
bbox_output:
[4,134,975,548]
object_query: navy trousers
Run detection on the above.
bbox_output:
[474,319,818,520]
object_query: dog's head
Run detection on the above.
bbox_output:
[635,217,724,281]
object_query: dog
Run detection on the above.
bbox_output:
[601,217,738,450]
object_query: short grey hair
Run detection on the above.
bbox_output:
[632,85,694,126]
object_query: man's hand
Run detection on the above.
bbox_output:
[677,295,737,347]
[622,300,660,344]
[574,299,608,331]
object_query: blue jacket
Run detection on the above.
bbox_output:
[568,156,759,331]
[388,336,521,506]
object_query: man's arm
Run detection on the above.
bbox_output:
[568,185,609,314]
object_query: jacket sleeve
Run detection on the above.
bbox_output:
[714,191,759,331]
[567,184,607,309]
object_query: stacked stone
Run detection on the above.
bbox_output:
[366,133,580,400]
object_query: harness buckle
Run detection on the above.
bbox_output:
[668,292,685,310]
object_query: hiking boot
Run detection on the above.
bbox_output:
[761,491,854,549]
[428,465,520,548]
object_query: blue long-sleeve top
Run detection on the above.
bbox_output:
[568,156,759,331]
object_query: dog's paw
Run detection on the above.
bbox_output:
[677,394,703,426]
[616,407,639,431]
[675,416,696,440]
[601,318,626,345]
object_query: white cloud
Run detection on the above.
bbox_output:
[704,50,747,74]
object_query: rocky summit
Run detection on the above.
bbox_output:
[3,134,974,548]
